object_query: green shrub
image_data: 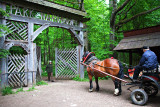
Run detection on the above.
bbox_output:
[16,87,24,93]
[36,80,48,86]
[27,86,36,92]
[41,71,48,77]
[1,87,15,96]
[73,75,89,82]
[99,76,110,80]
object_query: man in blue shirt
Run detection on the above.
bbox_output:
[133,46,158,80]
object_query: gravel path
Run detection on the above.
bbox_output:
[0,79,160,107]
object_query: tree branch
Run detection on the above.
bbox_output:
[115,0,131,14]
[116,6,160,27]
[110,0,130,28]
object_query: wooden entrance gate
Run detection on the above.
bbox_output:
[7,54,27,87]
[55,47,80,79]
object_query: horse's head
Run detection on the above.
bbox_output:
[82,51,95,63]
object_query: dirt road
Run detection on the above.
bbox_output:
[0,79,160,107]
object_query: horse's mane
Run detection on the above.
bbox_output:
[85,56,100,65]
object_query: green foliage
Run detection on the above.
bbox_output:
[36,80,48,86]
[73,74,89,82]
[99,76,110,80]
[0,8,11,37]
[116,0,160,32]
[16,88,24,93]
[84,0,114,59]
[0,8,9,17]
[27,86,36,92]
[1,87,15,96]
[41,71,48,77]
[0,8,10,58]
[9,46,27,55]
[47,0,80,9]
[0,49,10,58]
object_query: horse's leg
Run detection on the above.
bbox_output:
[95,77,99,91]
[118,81,122,95]
[113,79,119,96]
[88,74,93,92]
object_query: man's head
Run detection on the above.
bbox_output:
[49,60,52,64]
[142,46,149,52]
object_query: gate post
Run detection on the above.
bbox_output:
[0,3,8,87]
[28,22,37,85]
[79,22,84,78]
[55,48,58,78]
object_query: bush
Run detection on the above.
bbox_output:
[36,80,48,86]
[1,87,15,96]
[16,87,24,93]
[27,86,36,92]
[73,75,89,82]
[41,71,48,77]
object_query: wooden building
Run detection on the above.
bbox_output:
[114,25,160,66]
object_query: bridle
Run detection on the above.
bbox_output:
[83,52,95,63]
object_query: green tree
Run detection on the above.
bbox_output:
[84,0,115,59]
[109,0,160,43]
[0,8,10,58]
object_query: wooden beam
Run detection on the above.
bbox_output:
[1,0,89,22]
[32,23,50,41]
[6,14,82,31]
[68,29,83,45]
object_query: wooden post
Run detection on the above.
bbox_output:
[55,48,58,78]
[129,50,132,66]
[77,46,80,76]
[79,22,84,78]
[28,22,35,85]
[0,3,7,87]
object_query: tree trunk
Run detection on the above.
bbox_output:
[46,27,51,60]
[83,24,88,51]
[109,0,117,58]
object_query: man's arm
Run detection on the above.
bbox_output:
[139,54,146,66]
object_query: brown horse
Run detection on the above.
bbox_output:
[82,52,124,95]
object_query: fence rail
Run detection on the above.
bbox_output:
[1,71,36,88]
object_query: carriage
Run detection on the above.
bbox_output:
[125,66,160,105]
[81,52,160,106]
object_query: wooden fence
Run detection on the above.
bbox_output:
[55,47,79,79]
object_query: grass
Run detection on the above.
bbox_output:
[1,87,15,96]
[36,80,48,86]
[73,70,110,82]
[16,87,24,93]
[27,86,36,92]
[73,75,89,81]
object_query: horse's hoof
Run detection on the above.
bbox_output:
[114,88,119,96]
[96,88,99,91]
[114,92,121,96]
[89,88,93,92]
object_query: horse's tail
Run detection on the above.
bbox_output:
[118,61,124,79]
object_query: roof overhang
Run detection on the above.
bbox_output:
[1,0,89,22]
[114,32,160,51]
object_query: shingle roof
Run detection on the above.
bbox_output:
[114,32,160,51]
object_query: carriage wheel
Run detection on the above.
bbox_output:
[131,89,148,105]
[143,82,158,96]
